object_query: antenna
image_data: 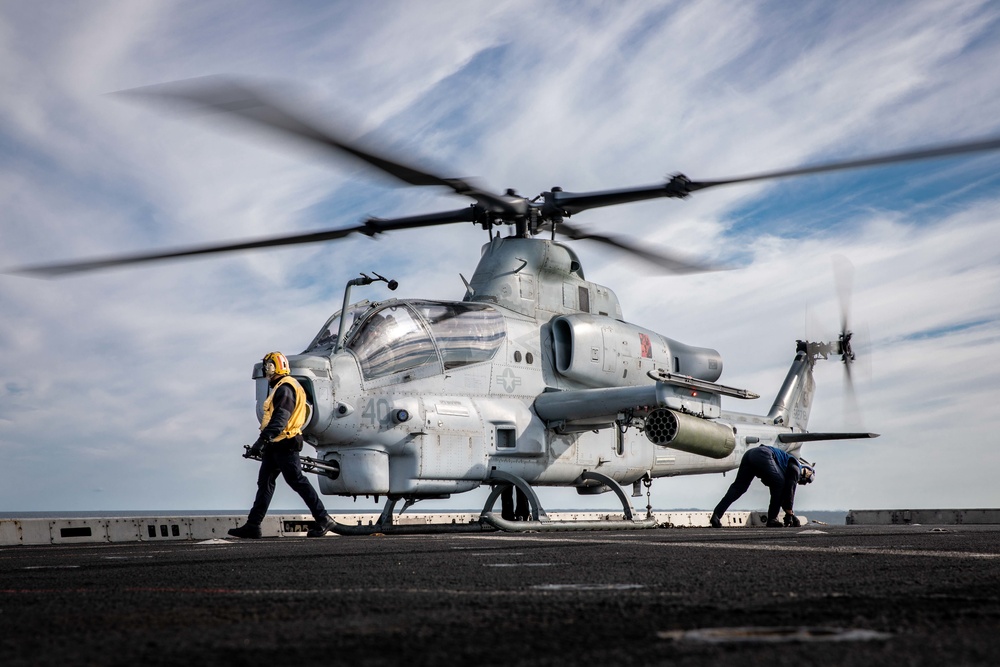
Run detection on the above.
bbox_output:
[334,271,398,352]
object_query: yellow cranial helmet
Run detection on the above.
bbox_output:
[262,351,290,377]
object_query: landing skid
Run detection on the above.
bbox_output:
[330,516,497,536]
[481,512,656,532]
[328,470,658,535]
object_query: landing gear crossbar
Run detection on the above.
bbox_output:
[326,469,660,536]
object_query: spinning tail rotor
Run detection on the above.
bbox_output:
[799,255,869,430]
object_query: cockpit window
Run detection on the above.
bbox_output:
[347,305,437,378]
[304,300,371,354]
[322,300,506,379]
[411,302,506,369]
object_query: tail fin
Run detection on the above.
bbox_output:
[767,342,817,430]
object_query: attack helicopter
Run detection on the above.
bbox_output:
[11,78,1000,534]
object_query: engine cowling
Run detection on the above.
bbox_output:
[644,408,735,459]
[551,314,722,388]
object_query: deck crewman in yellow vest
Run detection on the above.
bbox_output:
[229,351,336,539]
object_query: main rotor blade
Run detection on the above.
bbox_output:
[361,206,478,233]
[119,77,515,212]
[556,221,727,274]
[548,135,1000,216]
[7,207,477,277]
[550,184,683,216]
[7,226,362,277]
[690,134,1000,191]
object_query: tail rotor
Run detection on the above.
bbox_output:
[831,255,869,430]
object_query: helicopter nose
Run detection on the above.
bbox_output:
[316,449,390,496]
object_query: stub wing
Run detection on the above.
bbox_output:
[534,372,758,428]
[777,432,880,443]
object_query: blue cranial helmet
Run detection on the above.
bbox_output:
[798,464,816,484]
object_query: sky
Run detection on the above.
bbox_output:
[2,1,1000,516]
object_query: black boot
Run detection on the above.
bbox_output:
[228,523,262,539]
[307,516,336,537]
[710,514,722,528]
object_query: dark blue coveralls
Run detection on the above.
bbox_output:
[501,485,530,521]
[713,445,801,523]
[246,381,328,526]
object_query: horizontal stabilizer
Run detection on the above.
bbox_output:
[777,432,879,443]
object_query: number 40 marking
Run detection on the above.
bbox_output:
[361,398,391,426]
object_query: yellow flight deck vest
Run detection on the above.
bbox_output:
[260,376,308,441]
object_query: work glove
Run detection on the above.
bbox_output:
[244,437,268,459]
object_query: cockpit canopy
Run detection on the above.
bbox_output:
[306,300,506,379]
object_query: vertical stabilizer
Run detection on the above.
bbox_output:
[767,345,817,430]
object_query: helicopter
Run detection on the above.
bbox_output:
[11,78,1000,534]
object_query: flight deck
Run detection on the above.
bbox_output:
[2,521,999,666]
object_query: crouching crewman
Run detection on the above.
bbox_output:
[710,445,815,528]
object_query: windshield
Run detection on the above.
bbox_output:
[346,301,506,379]
[411,302,506,369]
[348,304,438,378]
[305,300,371,354]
